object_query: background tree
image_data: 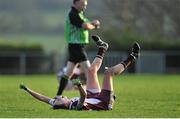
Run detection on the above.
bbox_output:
[103,0,180,50]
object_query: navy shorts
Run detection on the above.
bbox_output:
[68,44,88,64]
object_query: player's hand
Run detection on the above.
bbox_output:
[19,83,27,91]
[92,20,100,29]
[72,79,81,86]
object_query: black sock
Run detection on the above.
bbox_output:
[56,75,69,95]
[96,47,106,59]
[121,55,134,69]
[24,87,28,91]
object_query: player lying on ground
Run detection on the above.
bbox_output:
[20,35,140,110]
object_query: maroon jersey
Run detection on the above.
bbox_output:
[68,90,113,110]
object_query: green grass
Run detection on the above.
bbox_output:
[0,74,180,118]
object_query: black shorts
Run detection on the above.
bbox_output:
[68,44,88,64]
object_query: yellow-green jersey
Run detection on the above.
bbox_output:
[65,7,90,44]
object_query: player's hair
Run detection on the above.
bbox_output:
[73,0,87,4]
[73,0,80,4]
[53,104,68,110]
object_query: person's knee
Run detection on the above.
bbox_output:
[104,68,113,77]
[65,68,74,76]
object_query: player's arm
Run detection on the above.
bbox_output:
[19,83,52,105]
[82,23,96,30]
[72,79,87,110]
[70,12,100,30]
[82,20,100,30]
[77,84,87,103]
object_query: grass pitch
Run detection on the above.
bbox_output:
[0,74,180,118]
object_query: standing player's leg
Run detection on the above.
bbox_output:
[57,43,90,96]
[56,62,78,96]
[86,35,109,92]
[79,60,90,83]
[78,66,87,85]
[78,43,91,85]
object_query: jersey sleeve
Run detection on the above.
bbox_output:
[69,12,84,28]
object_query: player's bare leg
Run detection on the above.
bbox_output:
[79,60,91,82]
[86,35,109,92]
[102,42,140,91]
[101,42,140,109]
[65,62,79,77]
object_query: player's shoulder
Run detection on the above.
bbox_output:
[69,97,80,110]
[69,11,79,20]
[70,97,80,102]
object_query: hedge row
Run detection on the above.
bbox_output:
[0,43,44,53]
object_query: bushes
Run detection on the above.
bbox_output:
[0,43,44,53]
[0,43,53,74]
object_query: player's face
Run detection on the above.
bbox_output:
[54,96,70,106]
[77,0,87,11]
